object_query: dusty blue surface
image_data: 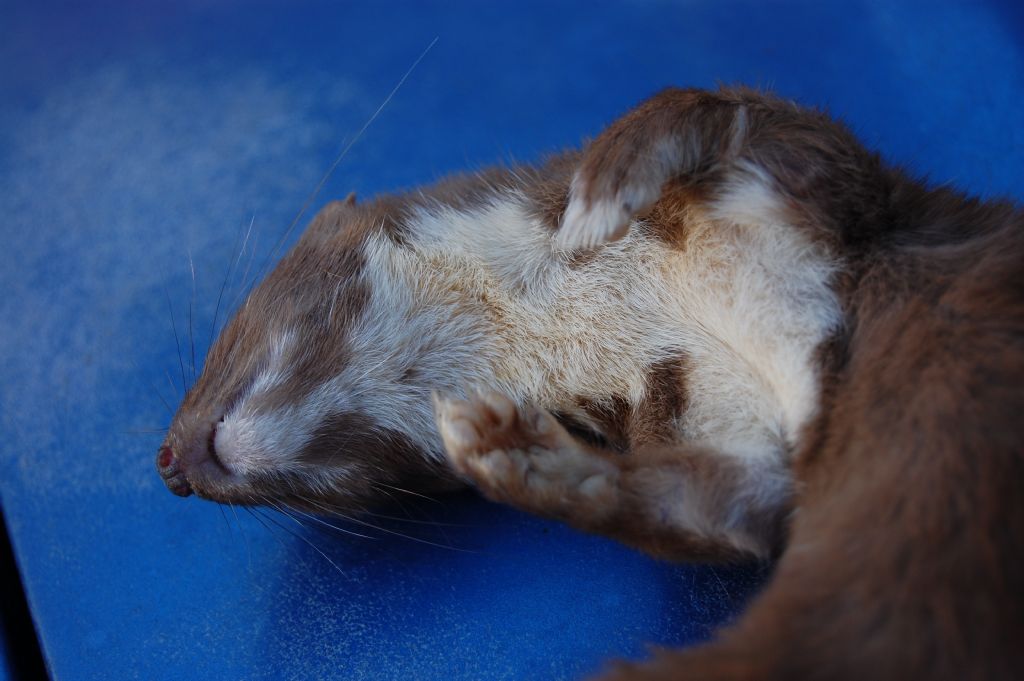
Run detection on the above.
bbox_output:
[1,1,1022,680]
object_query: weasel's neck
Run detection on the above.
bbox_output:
[365,190,676,441]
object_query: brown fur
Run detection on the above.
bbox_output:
[161,199,459,505]
[564,356,691,454]
[523,150,582,231]
[438,87,1024,679]
[436,391,768,563]
[599,220,1024,679]
[159,85,1024,679]
[560,88,1024,679]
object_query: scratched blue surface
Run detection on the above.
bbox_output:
[1,1,1023,680]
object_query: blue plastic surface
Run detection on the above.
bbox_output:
[1,1,1022,680]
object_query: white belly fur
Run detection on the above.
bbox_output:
[363,171,841,464]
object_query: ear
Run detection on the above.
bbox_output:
[306,193,360,236]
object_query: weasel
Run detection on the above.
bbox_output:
[156,87,1024,679]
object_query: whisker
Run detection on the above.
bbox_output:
[218,503,234,543]
[342,513,472,553]
[229,503,254,571]
[298,495,471,553]
[244,507,289,551]
[361,509,467,528]
[229,229,260,313]
[257,506,348,577]
[128,356,174,416]
[163,369,180,402]
[364,484,417,520]
[165,288,187,392]
[209,214,253,350]
[372,481,441,504]
[362,488,463,548]
[187,249,197,382]
[249,36,439,291]
[278,504,377,541]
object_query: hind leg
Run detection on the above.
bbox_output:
[434,390,790,561]
[557,86,883,251]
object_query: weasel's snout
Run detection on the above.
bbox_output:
[157,420,238,500]
[157,445,194,497]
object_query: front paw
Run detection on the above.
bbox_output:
[557,178,636,251]
[556,165,663,252]
[433,390,618,517]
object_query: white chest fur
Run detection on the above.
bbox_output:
[355,175,841,464]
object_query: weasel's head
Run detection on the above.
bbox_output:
[156,198,481,511]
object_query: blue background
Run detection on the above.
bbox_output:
[1,1,1022,679]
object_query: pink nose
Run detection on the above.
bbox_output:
[156,445,193,497]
